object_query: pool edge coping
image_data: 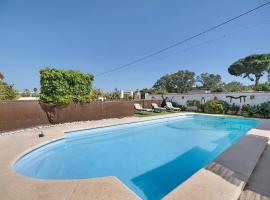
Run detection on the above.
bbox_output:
[1,112,270,200]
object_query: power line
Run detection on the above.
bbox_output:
[94,1,270,77]
[111,18,270,74]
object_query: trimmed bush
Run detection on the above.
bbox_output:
[0,81,19,100]
[204,100,229,114]
[40,68,94,104]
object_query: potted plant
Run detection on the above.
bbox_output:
[241,104,250,117]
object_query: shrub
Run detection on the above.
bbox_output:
[254,83,270,91]
[249,105,260,116]
[40,68,94,104]
[0,81,19,100]
[32,92,40,97]
[228,103,240,112]
[90,88,103,100]
[242,104,250,112]
[204,100,229,114]
[21,89,31,97]
[186,100,200,107]
[258,101,270,118]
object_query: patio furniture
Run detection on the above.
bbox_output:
[166,102,181,111]
[134,103,153,112]
[151,103,166,112]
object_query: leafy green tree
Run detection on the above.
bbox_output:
[175,70,196,93]
[0,81,19,100]
[196,73,222,90]
[153,74,177,92]
[21,89,31,97]
[140,88,167,95]
[228,54,270,86]
[254,83,270,91]
[104,88,121,100]
[40,68,94,104]
[153,70,195,93]
[223,81,248,92]
[91,88,103,100]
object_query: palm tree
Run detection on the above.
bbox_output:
[0,72,4,80]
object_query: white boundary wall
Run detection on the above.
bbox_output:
[145,92,270,106]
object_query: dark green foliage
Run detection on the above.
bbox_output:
[0,81,19,100]
[259,101,270,118]
[40,68,94,104]
[242,104,250,112]
[223,81,252,92]
[228,103,240,112]
[254,83,270,91]
[249,102,270,118]
[228,54,270,86]
[140,88,167,95]
[249,105,260,116]
[196,73,222,90]
[204,100,229,114]
[186,99,200,107]
[153,70,195,93]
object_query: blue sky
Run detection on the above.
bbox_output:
[0,0,270,92]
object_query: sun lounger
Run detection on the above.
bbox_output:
[134,103,153,112]
[166,102,181,111]
[151,103,166,111]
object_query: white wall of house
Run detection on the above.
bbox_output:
[145,92,270,106]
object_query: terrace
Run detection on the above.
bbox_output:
[1,112,270,200]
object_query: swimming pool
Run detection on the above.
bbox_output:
[14,115,258,200]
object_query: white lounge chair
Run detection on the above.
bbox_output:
[151,103,166,111]
[166,102,181,111]
[134,103,153,112]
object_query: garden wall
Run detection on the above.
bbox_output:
[0,101,134,132]
[145,92,270,106]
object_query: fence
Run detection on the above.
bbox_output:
[0,101,134,132]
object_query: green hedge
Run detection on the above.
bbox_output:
[0,81,19,100]
[204,100,229,114]
[40,68,94,104]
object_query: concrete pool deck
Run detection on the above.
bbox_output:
[0,113,270,200]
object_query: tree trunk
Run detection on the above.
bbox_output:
[255,76,260,86]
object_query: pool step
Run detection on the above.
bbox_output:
[163,134,268,200]
[239,144,270,200]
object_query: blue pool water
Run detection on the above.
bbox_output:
[14,115,258,200]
